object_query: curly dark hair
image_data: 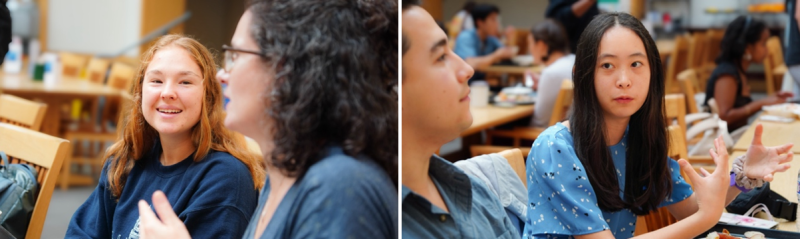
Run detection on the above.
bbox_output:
[248,0,398,185]
[716,16,767,73]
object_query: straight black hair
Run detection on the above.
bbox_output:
[530,18,571,62]
[716,16,767,73]
[470,3,499,28]
[571,12,671,215]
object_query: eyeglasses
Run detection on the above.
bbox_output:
[222,45,263,72]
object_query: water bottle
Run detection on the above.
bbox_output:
[3,36,22,73]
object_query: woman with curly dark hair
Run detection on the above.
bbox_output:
[704,16,793,131]
[136,0,398,238]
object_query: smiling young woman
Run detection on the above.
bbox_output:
[66,35,265,239]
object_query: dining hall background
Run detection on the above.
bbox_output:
[420,0,800,235]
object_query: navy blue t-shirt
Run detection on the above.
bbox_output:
[66,145,258,239]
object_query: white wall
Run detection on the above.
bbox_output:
[47,0,141,56]
[443,0,550,29]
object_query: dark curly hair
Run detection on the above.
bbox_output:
[716,16,767,73]
[248,0,398,185]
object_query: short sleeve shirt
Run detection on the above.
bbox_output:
[523,123,693,239]
[454,29,504,60]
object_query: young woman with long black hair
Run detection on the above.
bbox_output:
[524,12,794,239]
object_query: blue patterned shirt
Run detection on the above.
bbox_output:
[523,123,693,239]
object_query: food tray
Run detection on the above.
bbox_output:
[696,223,800,239]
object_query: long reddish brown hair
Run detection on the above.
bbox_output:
[105,35,265,198]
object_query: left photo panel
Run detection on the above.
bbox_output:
[0,0,399,238]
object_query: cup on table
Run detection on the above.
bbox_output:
[32,63,45,81]
[470,80,490,107]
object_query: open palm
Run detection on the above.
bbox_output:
[744,124,794,182]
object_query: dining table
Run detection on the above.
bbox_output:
[727,112,800,232]
[462,104,534,136]
[1,70,121,136]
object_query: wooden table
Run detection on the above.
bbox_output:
[730,151,799,232]
[462,104,534,136]
[479,64,543,75]
[1,72,121,136]
[732,118,800,154]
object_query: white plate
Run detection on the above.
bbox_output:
[511,55,534,66]
[762,103,800,119]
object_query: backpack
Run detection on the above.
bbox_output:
[0,151,39,239]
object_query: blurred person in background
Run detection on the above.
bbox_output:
[546,0,599,53]
[704,16,793,131]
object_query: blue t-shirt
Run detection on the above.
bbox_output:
[454,29,504,60]
[241,146,397,238]
[67,145,258,239]
[523,123,693,239]
[402,155,519,239]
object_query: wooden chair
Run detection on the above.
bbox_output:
[0,123,69,239]
[59,52,90,78]
[101,62,137,126]
[485,80,574,147]
[61,92,133,190]
[497,148,526,187]
[664,94,714,172]
[637,124,694,233]
[107,62,136,92]
[470,145,531,159]
[703,29,725,67]
[677,69,701,114]
[84,57,111,84]
[677,69,718,148]
[665,35,690,94]
[668,125,689,163]
[466,147,527,187]
[688,29,726,91]
[665,94,687,133]
[676,69,715,123]
[69,57,113,125]
[0,94,47,131]
[686,32,707,71]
